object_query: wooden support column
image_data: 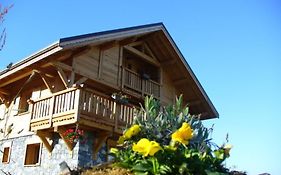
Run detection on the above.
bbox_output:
[93,132,111,159]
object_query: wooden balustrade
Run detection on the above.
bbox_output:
[30,88,139,131]
[123,68,160,97]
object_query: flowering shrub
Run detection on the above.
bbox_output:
[110,96,232,175]
[62,128,86,143]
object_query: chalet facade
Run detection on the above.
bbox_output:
[0,23,218,174]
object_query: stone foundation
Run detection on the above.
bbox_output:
[0,132,107,175]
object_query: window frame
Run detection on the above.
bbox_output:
[23,143,42,166]
[1,146,11,164]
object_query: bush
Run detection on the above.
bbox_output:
[111,96,233,175]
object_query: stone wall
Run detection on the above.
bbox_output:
[0,132,108,175]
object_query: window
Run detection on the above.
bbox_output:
[2,147,11,163]
[24,143,41,166]
[18,91,32,114]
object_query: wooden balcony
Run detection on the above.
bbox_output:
[29,88,139,133]
[123,68,160,98]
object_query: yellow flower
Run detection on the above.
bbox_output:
[124,124,141,139]
[117,136,126,145]
[171,122,193,145]
[110,148,118,154]
[117,124,141,144]
[133,138,162,157]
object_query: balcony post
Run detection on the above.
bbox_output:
[114,103,121,132]
[73,88,81,121]
[48,95,55,127]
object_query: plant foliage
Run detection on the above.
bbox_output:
[111,95,232,175]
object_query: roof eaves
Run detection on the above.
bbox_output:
[59,23,164,49]
[0,41,61,79]
[159,25,219,118]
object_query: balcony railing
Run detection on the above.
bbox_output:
[30,88,138,132]
[123,68,160,98]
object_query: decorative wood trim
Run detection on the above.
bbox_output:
[123,45,160,67]
[93,132,111,159]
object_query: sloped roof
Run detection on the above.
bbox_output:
[0,23,218,119]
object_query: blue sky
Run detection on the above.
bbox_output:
[1,0,281,174]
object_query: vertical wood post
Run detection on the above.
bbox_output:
[114,103,121,132]
[73,88,81,121]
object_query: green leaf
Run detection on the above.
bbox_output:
[205,170,228,175]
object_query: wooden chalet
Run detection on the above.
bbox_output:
[0,23,218,168]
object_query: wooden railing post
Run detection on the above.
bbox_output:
[48,95,55,127]
[114,103,121,132]
[73,88,81,121]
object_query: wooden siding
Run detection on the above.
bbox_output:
[100,45,120,86]
[73,47,100,80]
[161,70,177,105]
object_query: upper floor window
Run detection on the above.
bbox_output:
[18,91,32,114]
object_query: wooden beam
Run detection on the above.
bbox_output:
[55,127,74,153]
[36,131,53,153]
[0,93,9,107]
[37,72,54,93]
[123,45,160,67]
[56,67,68,88]
[0,71,31,88]
[74,77,88,86]
[119,36,138,46]
[144,43,157,59]
[51,61,72,72]
[127,41,143,47]
[0,88,10,95]
[33,69,55,78]
[93,132,111,159]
